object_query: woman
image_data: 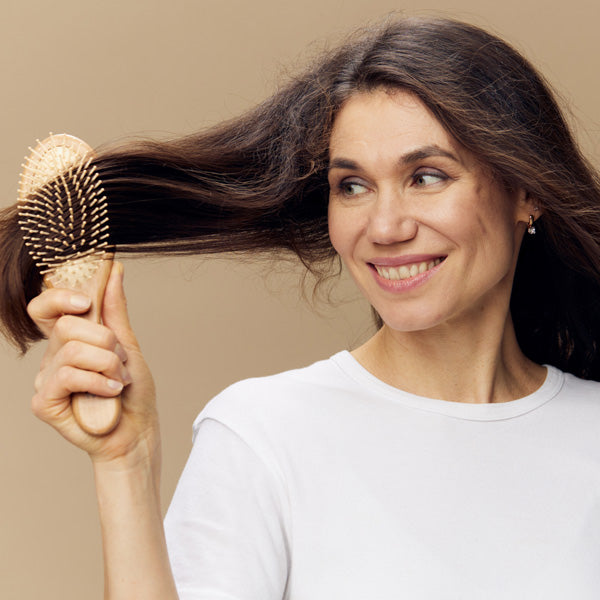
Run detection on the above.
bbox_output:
[2,16,600,599]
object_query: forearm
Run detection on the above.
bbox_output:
[93,450,178,600]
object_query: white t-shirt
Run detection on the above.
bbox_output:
[164,351,600,599]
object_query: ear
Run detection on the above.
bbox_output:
[515,189,542,225]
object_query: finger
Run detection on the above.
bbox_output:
[31,368,124,431]
[27,288,92,338]
[55,340,132,385]
[33,365,125,415]
[36,346,131,398]
[101,262,139,350]
[45,315,124,364]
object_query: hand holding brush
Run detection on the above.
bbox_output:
[18,134,123,435]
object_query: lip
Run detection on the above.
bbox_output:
[368,255,446,292]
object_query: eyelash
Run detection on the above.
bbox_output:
[412,170,448,186]
[334,169,448,197]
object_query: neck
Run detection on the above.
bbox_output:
[352,312,546,404]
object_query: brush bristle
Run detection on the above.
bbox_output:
[17,134,110,288]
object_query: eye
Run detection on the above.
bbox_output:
[336,180,369,197]
[412,170,448,187]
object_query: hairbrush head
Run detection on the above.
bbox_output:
[17,133,110,289]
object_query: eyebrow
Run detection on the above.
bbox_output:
[328,145,460,171]
[402,145,459,164]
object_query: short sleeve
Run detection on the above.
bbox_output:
[164,418,291,600]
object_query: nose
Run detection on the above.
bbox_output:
[366,188,418,245]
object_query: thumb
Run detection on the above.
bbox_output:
[101,261,139,349]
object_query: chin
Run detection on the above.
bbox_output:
[376,308,448,334]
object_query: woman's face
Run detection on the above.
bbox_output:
[327,89,533,334]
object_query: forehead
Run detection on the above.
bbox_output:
[329,89,462,159]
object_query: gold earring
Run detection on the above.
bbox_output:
[527,215,536,235]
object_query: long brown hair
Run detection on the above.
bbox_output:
[2,17,600,379]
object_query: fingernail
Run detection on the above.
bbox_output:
[115,342,128,363]
[107,379,124,391]
[70,294,91,309]
[121,366,133,386]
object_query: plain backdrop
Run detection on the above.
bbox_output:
[1,0,599,598]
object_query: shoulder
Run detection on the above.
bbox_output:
[193,350,356,437]
[540,368,600,457]
[215,351,350,397]
[559,368,600,402]
[546,366,600,427]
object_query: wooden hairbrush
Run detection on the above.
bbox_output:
[18,133,121,435]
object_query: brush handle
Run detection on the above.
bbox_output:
[46,257,122,436]
[72,257,121,435]
[71,391,121,436]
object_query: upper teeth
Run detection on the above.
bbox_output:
[375,258,442,280]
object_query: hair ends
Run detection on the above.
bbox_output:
[0,205,43,353]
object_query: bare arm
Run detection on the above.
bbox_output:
[28,262,179,599]
[94,454,178,599]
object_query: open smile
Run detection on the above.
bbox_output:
[372,258,444,280]
[367,256,447,291]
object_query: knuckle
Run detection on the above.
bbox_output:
[105,352,121,374]
[27,289,61,320]
[54,314,84,342]
[30,393,45,418]
[26,291,48,317]
[53,315,72,340]
[26,298,38,320]
[33,370,45,393]
[56,365,74,387]
[61,340,83,363]
[99,327,117,349]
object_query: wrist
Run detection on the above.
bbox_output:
[91,434,162,491]
[93,452,162,521]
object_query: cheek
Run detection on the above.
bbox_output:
[478,196,521,254]
[327,203,352,256]
[461,206,521,280]
[451,188,515,246]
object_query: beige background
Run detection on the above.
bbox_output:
[1,0,599,598]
